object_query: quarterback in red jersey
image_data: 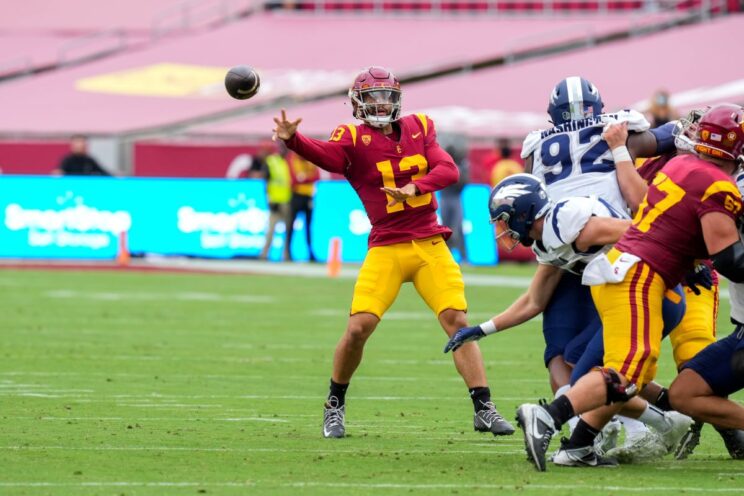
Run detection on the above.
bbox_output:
[515,103,744,471]
[272,66,514,439]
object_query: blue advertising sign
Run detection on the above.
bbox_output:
[0,176,498,265]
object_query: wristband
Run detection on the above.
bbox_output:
[612,146,632,164]
[479,319,498,335]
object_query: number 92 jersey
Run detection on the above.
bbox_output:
[522,109,650,212]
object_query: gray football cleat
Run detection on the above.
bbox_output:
[553,438,619,468]
[516,403,558,472]
[657,411,694,453]
[322,396,345,439]
[593,417,621,456]
[606,429,667,463]
[474,401,516,436]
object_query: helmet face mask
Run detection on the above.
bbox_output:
[349,66,402,128]
[547,76,604,126]
[674,108,705,153]
[489,173,551,251]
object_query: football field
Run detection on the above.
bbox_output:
[1,264,743,495]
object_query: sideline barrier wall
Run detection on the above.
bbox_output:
[0,176,498,265]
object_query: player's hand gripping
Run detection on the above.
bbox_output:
[684,263,713,295]
[444,325,486,353]
[602,121,629,150]
[272,109,302,141]
[381,183,418,207]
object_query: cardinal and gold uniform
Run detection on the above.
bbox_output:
[285,113,465,318]
[638,153,719,368]
[593,154,742,389]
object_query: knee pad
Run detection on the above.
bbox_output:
[732,349,744,379]
[594,367,638,405]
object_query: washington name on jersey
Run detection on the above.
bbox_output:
[522,109,650,213]
[533,195,629,274]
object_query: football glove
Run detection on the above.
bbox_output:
[684,263,713,296]
[444,325,486,353]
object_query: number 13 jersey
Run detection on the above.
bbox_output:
[522,109,649,212]
[285,114,458,247]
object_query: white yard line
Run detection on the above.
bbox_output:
[285,482,742,492]
[0,445,524,455]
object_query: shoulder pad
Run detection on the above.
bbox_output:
[329,123,357,146]
[415,113,430,136]
[521,130,543,159]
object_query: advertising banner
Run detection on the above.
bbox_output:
[0,176,498,264]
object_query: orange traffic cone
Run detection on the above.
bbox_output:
[327,237,342,278]
[117,230,131,266]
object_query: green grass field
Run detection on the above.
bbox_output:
[1,264,743,495]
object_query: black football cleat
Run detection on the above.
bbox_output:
[516,403,557,471]
[474,401,515,436]
[716,427,744,459]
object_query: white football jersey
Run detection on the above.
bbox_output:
[522,109,650,215]
[729,171,744,324]
[532,195,629,275]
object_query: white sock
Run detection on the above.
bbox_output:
[619,415,649,436]
[638,404,670,434]
[567,415,580,433]
[554,384,571,399]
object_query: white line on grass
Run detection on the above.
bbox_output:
[44,289,274,303]
[8,416,288,423]
[0,371,546,384]
[285,482,742,492]
[1,481,736,492]
[0,482,254,488]
[0,446,525,455]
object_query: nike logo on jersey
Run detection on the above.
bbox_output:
[432,240,442,245]
[412,132,422,139]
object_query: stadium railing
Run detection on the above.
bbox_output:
[262,0,738,14]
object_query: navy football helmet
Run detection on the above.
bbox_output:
[489,173,551,250]
[547,76,604,126]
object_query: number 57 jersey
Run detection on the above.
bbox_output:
[522,109,649,212]
[284,114,458,247]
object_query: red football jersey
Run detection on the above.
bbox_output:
[616,154,742,286]
[285,114,458,247]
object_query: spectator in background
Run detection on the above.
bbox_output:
[286,152,319,262]
[489,137,523,187]
[486,138,533,263]
[258,142,292,261]
[441,140,468,262]
[647,89,678,128]
[56,135,110,176]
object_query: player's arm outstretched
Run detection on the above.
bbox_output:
[444,264,563,352]
[273,109,349,174]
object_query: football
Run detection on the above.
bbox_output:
[224,65,260,100]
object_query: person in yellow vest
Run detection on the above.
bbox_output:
[259,143,292,261]
[489,138,523,187]
[286,152,320,262]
